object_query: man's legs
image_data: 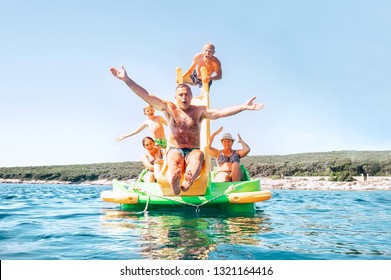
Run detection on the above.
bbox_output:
[166,149,184,195]
[181,150,204,192]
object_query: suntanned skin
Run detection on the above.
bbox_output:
[141,137,164,183]
[116,106,167,142]
[110,66,264,194]
[208,126,250,182]
[183,43,222,85]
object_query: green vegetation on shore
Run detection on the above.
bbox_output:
[243,150,391,181]
[0,162,144,183]
[1,150,390,183]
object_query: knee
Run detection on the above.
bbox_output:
[191,150,204,161]
[232,162,241,171]
[144,172,155,183]
[167,151,184,167]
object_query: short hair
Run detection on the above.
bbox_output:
[175,83,192,92]
[204,42,215,51]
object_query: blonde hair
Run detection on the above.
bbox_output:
[143,105,154,113]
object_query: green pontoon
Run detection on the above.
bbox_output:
[101,67,271,213]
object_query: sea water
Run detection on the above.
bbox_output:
[0,184,390,260]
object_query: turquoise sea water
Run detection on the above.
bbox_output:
[0,183,390,260]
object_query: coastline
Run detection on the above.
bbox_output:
[1,176,391,191]
[260,176,391,191]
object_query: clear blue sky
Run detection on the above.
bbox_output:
[1,0,390,167]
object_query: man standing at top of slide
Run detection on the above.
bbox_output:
[182,43,222,88]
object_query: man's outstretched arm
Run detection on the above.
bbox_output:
[110,66,167,111]
[204,97,264,120]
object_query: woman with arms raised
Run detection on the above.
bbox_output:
[208,127,250,182]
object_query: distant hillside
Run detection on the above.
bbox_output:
[0,161,144,183]
[1,150,390,183]
[242,150,391,181]
[243,150,391,164]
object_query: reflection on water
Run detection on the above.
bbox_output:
[100,208,272,260]
[2,184,390,260]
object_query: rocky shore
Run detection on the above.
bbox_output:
[1,176,391,191]
[260,176,391,191]
[0,178,113,186]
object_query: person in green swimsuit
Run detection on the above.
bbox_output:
[116,105,167,149]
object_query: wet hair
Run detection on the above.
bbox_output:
[142,136,155,147]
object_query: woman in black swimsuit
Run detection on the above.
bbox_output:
[208,127,250,182]
[141,137,164,182]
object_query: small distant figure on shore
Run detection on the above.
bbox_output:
[141,137,164,183]
[208,127,250,182]
[182,43,222,88]
[116,105,168,149]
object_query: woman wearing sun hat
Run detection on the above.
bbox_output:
[208,126,251,182]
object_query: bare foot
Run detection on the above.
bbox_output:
[168,168,182,195]
[181,170,194,192]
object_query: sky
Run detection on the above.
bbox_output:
[1,0,390,167]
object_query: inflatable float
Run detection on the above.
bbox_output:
[101,67,271,214]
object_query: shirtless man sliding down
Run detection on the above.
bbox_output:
[110,66,264,195]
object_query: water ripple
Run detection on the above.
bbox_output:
[0,184,390,259]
